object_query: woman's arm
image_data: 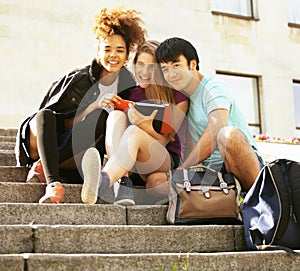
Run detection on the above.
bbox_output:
[64,94,122,130]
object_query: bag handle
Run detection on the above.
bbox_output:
[188,164,217,173]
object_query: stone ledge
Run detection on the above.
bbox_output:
[2,250,300,271]
[256,141,300,162]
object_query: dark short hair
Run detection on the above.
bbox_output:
[155,37,199,70]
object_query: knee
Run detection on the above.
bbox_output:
[146,172,169,196]
[217,126,241,149]
[146,173,167,189]
[107,110,127,123]
[125,125,144,141]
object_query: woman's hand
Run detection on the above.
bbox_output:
[96,94,123,109]
[127,103,157,127]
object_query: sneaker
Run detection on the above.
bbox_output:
[26,160,46,183]
[39,181,65,204]
[114,177,135,206]
[81,147,110,204]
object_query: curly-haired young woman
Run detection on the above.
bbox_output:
[15,7,147,203]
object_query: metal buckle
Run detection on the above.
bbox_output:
[202,187,210,199]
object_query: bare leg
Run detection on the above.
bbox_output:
[217,126,260,191]
[103,125,171,185]
[28,116,39,160]
[105,110,127,159]
[146,172,169,198]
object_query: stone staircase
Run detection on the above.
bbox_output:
[0,128,299,271]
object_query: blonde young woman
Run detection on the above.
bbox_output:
[81,40,189,205]
[15,7,146,203]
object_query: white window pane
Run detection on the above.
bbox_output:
[216,74,259,124]
[293,82,300,127]
[211,0,252,17]
[287,0,300,24]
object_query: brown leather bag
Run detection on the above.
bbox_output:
[166,165,242,225]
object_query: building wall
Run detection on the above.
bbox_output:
[1,0,300,138]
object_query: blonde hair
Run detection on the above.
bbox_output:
[134,40,176,141]
[93,7,147,54]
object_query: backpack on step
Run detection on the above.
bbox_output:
[241,159,300,255]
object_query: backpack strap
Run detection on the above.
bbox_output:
[268,160,290,243]
[257,244,300,256]
[288,160,300,223]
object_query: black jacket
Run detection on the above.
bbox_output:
[15,59,136,166]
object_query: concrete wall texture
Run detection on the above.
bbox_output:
[1,0,300,138]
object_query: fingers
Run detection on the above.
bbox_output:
[101,94,121,108]
[150,110,158,119]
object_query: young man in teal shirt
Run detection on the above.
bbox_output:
[156,37,264,191]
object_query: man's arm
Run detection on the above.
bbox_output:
[181,109,229,168]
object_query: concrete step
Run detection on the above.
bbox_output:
[0,203,168,226]
[0,166,28,182]
[0,128,17,137]
[0,224,246,254]
[0,150,15,166]
[0,141,15,150]
[0,135,15,142]
[0,182,168,205]
[0,182,82,203]
[1,251,300,271]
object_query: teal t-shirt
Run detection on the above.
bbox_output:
[188,75,259,166]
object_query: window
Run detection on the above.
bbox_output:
[211,0,255,18]
[293,81,300,132]
[216,72,261,135]
[287,0,300,26]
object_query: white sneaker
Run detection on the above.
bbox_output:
[81,147,102,204]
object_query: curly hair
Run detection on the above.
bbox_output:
[93,6,147,53]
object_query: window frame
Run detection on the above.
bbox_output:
[293,80,300,130]
[215,71,262,134]
[287,0,300,27]
[211,0,259,21]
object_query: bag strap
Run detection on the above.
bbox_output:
[257,244,300,256]
[188,164,216,173]
[268,161,291,243]
[288,160,300,223]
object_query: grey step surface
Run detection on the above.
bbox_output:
[1,251,300,271]
[0,129,17,136]
[0,203,167,226]
[0,150,15,166]
[0,182,82,203]
[0,182,168,205]
[0,166,28,182]
[0,135,15,142]
[0,141,15,150]
[0,224,246,254]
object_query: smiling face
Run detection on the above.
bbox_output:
[97,34,128,75]
[160,55,195,92]
[134,52,155,89]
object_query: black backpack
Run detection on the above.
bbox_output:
[241,159,300,255]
